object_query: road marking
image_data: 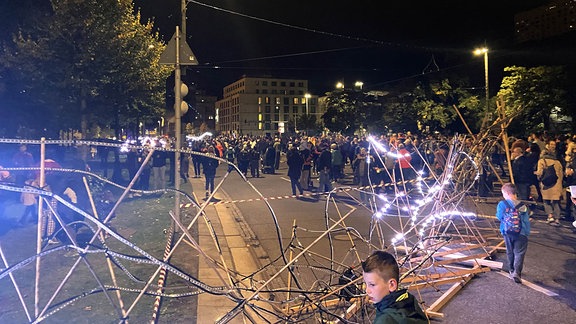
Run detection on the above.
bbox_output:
[497,271,559,296]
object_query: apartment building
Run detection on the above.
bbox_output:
[215,76,318,136]
[515,0,576,43]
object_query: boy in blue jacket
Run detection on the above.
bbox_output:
[496,183,531,283]
[362,251,429,324]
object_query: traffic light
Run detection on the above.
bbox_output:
[175,83,189,115]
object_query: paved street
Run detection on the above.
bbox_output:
[212,157,576,323]
[1,153,575,323]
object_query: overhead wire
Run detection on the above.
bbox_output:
[185,0,502,91]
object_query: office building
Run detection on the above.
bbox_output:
[215,76,318,136]
[515,0,576,43]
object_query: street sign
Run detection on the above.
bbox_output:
[159,32,199,65]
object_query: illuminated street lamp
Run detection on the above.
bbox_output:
[304,93,311,116]
[355,81,364,90]
[474,47,489,128]
[301,93,312,135]
[336,82,344,89]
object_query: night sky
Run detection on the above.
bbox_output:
[131,0,552,95]
[0,0,555,96]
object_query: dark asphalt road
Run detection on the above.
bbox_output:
[219,158,576,323]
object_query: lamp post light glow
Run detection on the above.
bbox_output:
[354,81,364,90]
[304,93,311,134]
[304,93,311,116]
[336,82,344,89]
[474,47,489,128]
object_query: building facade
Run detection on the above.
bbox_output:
[514,0,576,43]
[192,90,217,130]
[215,76,319,136]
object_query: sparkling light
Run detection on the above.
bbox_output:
[186,132,213,142]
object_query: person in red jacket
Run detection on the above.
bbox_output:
[395,143,413,189]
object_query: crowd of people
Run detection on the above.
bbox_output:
[181,130,576,232]
[3,131,576,323]
[3,130,576,239]
[183,132,428,199]
[0,144,91,244]
[510,133,576,225]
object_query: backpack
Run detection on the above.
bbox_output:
[226,149,235,161]
[539,159,558,189]
[502,200,523,234]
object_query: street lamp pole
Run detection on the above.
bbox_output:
[305,93,311,134]
[474,47,489,129]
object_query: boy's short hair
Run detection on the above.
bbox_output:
[501,183,517,196]
[361,251,399,282]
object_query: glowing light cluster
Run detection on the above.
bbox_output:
[391,233,405,244]
[186,132,213,142]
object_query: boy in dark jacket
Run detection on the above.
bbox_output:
[362,251,428,324]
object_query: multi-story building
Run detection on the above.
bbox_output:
[191,90,217,130]
[514,0,576,43]
[215,76,319,136]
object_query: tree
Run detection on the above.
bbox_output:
[378,98,418,133]
[411,79,481,133]
[321,88,365,135]
[295,114,321,135]
[0,0,171,138]
[498,65,570,134]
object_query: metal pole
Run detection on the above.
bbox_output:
[181,0,187,76]
[484,51,489,123]
[476,48,490,130]
[174,26,182,224]
[34,137,46,317]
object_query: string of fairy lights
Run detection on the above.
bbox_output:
[0,135,497,322]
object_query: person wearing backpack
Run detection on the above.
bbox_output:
[497,183,531,284]
[535,140,564,226]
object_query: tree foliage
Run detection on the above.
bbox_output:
[411,79,481,132]
[320,79,481,136]
[375,93,418,134]
[497,65,570,134]
[321,89,363,135]
[0,0,171,138]
[296,114,321,135]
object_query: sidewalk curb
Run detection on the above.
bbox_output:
[218,187,284,293]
